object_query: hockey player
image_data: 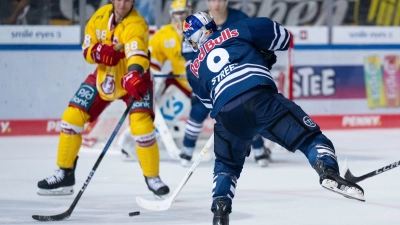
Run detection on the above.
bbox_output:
[182,12,365,224]
[37,0,170,198]
[118,0,194,161]
[180,0,271,167]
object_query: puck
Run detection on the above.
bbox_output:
[129,211,140,217]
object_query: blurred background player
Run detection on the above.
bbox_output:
[0,0,45,25]
[179,0,271,167]
[37,0,170,199]
[183,11,365,225]
[118,0,194,161]
[206,0,247,30]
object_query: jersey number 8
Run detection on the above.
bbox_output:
[96,30,107,41]
[125,41,138,53]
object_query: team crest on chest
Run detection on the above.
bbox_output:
[101,75,115,94]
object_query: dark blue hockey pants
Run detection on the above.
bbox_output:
[211,86,338,213]
[184,94,265,149]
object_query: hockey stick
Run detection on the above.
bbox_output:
[32,101,133,221]
[343,159,400,183]
[154,105,181,160]
[136,133,214,211]
[152,76,183,161]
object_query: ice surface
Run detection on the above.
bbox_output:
[1,129,400,225]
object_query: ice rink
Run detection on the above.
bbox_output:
[1,129,400,225]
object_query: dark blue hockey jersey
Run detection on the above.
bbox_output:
[187,17,291,118]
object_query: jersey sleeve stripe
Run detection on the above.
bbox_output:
[280,30,291,50]
[150,62,161,71]
[213,73,272,102]
[82,45,96,64]
[213,73,273,101]
[201,102,213,109]
[126,50,149,59]
[214,64,272,94]
[82,47,89,57]
[268,21,278,50]
[273,25,287,51]
[194,95,213,109]
[150,59,162,70]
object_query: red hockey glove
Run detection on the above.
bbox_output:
[91,43,125,66]
[122,71,150,101]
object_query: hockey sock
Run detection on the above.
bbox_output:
[299,133,339,173]
[130,112,159,177]
[136,142,159,177]
[56,132,82,168]
[211,172,236,213]
[183,119,203,148]
[57,107,89,169]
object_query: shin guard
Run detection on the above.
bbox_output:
[130,112,160,177]
[56,125,83,169]
[136,142,159,177]
[211,172,236,213]
[299,133,339,172]
[57,107,90,168]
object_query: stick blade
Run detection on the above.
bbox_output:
[136,196,172,211]
[343,159,358,183]
[32,212,70,221]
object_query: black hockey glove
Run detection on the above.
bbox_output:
[260,50,277,70]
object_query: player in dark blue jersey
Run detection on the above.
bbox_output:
[180,0,271,168]
[182,12,365,225]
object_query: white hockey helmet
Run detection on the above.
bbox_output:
[182,11,217,52]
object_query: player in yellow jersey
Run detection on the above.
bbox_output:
[118,0,194,161]
[149,0,193,93]
[37,0,170,198]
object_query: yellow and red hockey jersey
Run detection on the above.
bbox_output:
[82,4,149,101]
[149,24,192,92]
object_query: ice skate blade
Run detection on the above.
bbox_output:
[154,193,170,200]
[321,180,365,202]
[180,159,191,168]
[37,186,74,196]
[256,159,269,167]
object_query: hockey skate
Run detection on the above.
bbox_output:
[37,168,75,196]
[144,175,170,199]
[121,148,136,162]
[253,146,271,167]
[179,146,194,167]
[212,198,230,225]
[37,157,78,196]
[314,160,365,202]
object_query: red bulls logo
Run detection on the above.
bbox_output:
[183,20,193,32]
[190,28,239,77]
